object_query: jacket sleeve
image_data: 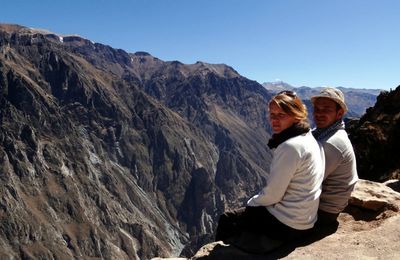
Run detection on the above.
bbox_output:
[322,142,342,180]
[247,143,301,206]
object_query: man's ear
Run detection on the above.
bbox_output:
[336,108,345,120]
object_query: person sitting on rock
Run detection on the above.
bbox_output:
[215,91,325,253]
[311,87,358,226]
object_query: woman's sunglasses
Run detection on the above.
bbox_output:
[277,90,297,98]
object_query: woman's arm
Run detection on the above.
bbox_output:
[247,143,300,206]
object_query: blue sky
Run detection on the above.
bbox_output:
[2,0,399,90]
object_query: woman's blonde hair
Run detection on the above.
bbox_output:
[269,91,309,123]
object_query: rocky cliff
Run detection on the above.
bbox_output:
[348,86,400,181]
[0,24,273,259]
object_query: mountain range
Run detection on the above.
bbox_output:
[0,24,397,259]
[263,81,384,117]
[0,24,273,259]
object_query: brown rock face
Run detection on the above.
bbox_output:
[348,86,400,181]
[0,24,273,258]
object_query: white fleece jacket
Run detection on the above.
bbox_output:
[247,131,324,230]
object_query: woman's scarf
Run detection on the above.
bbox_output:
[268,121,310,149]
[312,120,345,141]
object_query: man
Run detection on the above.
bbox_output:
[311,87,358,225]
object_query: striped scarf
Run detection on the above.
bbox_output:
[312,120,345,141]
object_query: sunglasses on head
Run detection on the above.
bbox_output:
[277,90,297,98]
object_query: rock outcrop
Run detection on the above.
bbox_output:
[348,86,400,181]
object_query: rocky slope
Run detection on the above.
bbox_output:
[348,86,400,181]
[0,24,273,259]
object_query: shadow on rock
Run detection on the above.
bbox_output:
[194,223,338,260]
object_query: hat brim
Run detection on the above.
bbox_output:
[311,95,348,113]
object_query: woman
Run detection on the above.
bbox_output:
[215,91,324,251]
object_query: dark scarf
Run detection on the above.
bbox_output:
[312,120,345,141]
[268,121,310,149]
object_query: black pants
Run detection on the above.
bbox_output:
[313,209,339,234]
[215,206,311,243]
[317,209,339,225]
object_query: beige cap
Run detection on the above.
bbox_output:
[311,87,348,113]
